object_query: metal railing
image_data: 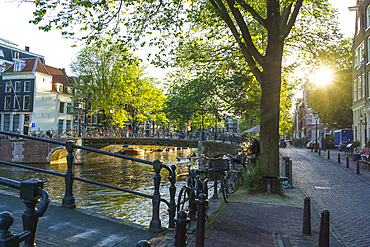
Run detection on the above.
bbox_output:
[0,177,50,247]
[0,131,177,232]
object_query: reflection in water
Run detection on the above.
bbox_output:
[0,147,207,226]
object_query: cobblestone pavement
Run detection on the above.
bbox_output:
[280,147,370,247]
[151,202,320,247]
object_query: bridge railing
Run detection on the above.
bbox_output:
[0,130,176,233]
[0,176,50,247]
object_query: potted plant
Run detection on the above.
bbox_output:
[352,140,361,161]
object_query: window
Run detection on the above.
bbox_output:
[74,112,79,123]
[0,49,4,57]
[66,120,71,132]
[14,95,21,110]
[24,81,31,92]
[363,73,366,98]
[13,114,20,132]
[5,82,11,92]
[354,79,358,101]
[13,51,19,59]
[3,115,10,131]
[59,102,65,113]
[81,112,85,124]
[58,120,64,134]
[92,115,97,124]
[24,96,30,110]
[14,61,26,72]
[5,96,11,110]
[57,84,63,93]
[358,75,362,100]
[24,115,30,125]
[15,81,21,92]
[355,42,365,67]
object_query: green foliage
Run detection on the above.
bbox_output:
[240,163,263,194]
[71,39,167,127]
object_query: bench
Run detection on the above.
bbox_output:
[259,176,289,196]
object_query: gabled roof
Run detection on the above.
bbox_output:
[4,57,50,75]
[3,58,71,94]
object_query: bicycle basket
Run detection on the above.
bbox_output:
[211,158,229,172]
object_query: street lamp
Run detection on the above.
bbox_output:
[313,111,319,152]
[360,114,367,147]
[78,101,84,137]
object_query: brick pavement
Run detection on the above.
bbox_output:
[281,147,370,247]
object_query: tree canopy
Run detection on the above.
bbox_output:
[28,0,342,187]
[71,39,167,128]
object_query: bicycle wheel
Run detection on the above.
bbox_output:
[177,187,191,213]
[220,174,229,203]
[226,171,239,194]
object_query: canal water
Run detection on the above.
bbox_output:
[0,147,211,227]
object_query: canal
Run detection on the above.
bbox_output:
[0,147,210,227]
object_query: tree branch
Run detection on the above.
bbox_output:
[225,0,264,67]
[282,0,303,38]
[235,0,266,28]
[279,3,292,32]
[209,0,263,82]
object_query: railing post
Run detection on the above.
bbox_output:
[168,164,177,229]
[338,153,340,164]
[0,211,31,247]
[302,197,311,235]
[62,140,76,209]
[318,210,330,247]
[175,211,190,247]
[149,160,162,232]
[20,179,43,247]
[196,194,208,247]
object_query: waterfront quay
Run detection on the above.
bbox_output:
[4,145,368,246]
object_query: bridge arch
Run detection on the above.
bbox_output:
[46,146,67,162]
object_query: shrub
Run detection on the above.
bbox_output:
[240,162,263,193]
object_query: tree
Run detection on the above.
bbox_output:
[29,0,340,188]
[308,38,353,130]
[71,39,167,129]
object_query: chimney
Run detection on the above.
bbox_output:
[25,46,29,52]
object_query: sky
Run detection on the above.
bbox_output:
[0,0,357,78]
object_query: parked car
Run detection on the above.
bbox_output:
[279,140,287,148]
[306,140,318,149]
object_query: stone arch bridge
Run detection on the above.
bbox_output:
[0,137,239,164]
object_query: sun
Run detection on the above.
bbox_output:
[310,68,333,86]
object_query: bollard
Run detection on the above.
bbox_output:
[175,211,190,247]
[346,156,349,168]
[318,210,330,247]
[319,149,321,156]
[338,153,340,164]
[137,240,151,247]
[168,165,177,229]
[282,157,292,186]
[311,147,313,152]
[62,140,76,209]
[302,197,311,235]
[196,194,208,247]
[327,150,330,160]
[357,160,360,174]
[149,160,162,232]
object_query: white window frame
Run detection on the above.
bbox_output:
[58,84,63,93]
[354,79,357,101]
[24,95,30,110]
[358,75,362,100]
[15,81,21,92]
[5,82,11,92]
[367,5,370,30]
[363,73,366,98]
[24,81,31,92]
[5,96,11,110]
[14,95,21,110]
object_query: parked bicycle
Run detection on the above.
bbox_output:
[177,155,209,220]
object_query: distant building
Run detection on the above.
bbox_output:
[0,57,74,135]
[224,117,239,134]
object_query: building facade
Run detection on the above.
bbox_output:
[351,0,370,147]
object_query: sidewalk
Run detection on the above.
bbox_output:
[151,181,325,247]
